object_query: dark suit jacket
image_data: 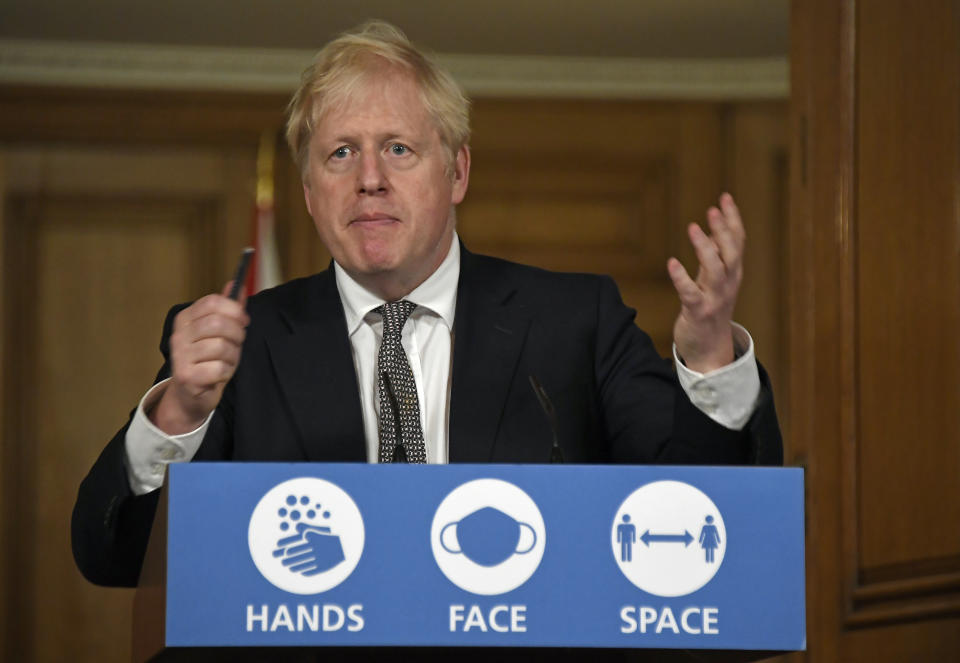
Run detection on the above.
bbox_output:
[71,246,782,587]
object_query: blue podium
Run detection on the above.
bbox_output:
[133,463,805,662]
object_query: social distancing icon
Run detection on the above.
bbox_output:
[611,480,726,597]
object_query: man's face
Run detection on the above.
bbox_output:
[303,71,470,300]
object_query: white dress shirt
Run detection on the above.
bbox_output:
[124,232,760,495]
[335,234,460,464]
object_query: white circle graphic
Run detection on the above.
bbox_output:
[248,477,364,595]
[431,478,546,595]
[612,480,726,597]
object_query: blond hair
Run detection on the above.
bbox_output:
[285,20,471,175]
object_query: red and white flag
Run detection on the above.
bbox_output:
[247,131,282,294]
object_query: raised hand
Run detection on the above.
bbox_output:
[148,282,249,434]
[667,193,744,373]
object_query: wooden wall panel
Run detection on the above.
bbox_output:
[855,0,960,574]
[1,147,254,662]
[0,87,286,147]
[841,618,960,660]
[459,99,770,357]
[0,155,7,659]
[791,0,960,658]
[36,201,203,662]
[275,138,330,282]
[0,147,260,285]
[788,0,852,657]
[3,196,213,661]
[459,151,680,351]
[725,104,790,441]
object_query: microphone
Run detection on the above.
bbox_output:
[528,375,564,463]
[381,372,408,463]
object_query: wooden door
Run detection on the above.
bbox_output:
[0,146,256,661]
[790,0,960,660]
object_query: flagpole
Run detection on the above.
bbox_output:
[249,129,282,294]
[257,129,274,211]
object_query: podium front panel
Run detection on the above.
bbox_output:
[164,463,805,651]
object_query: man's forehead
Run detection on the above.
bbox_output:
[312,70,431,136]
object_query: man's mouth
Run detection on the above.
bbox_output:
[351,213,398,225]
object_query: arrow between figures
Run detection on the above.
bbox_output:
[640,530,694,547]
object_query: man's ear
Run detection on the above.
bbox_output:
[302,180,313,217]
[451,145,471,205]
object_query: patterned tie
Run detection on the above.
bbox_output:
[376,300,426,463]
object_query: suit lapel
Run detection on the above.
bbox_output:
[264,270,366,462]
[449,247,531,462]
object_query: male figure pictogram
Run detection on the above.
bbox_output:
[617,514,637,562]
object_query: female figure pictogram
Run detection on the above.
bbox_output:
[698,515,721,563]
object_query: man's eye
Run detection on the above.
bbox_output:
[390,144,409,156]
[331,146,352,159]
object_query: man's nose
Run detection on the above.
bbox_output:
[357,151,387,195]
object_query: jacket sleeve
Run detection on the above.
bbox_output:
[71,304,184,587]
[594,275,783,466]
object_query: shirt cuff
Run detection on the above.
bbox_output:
[123,378,213,495]
[673,322,761,431]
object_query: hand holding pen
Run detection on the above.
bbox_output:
[148,249,254,435]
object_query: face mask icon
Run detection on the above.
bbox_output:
[440,506,537,567]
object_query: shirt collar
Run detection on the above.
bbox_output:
[334,232,460,336]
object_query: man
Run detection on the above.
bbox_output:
[72,21,781,588]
